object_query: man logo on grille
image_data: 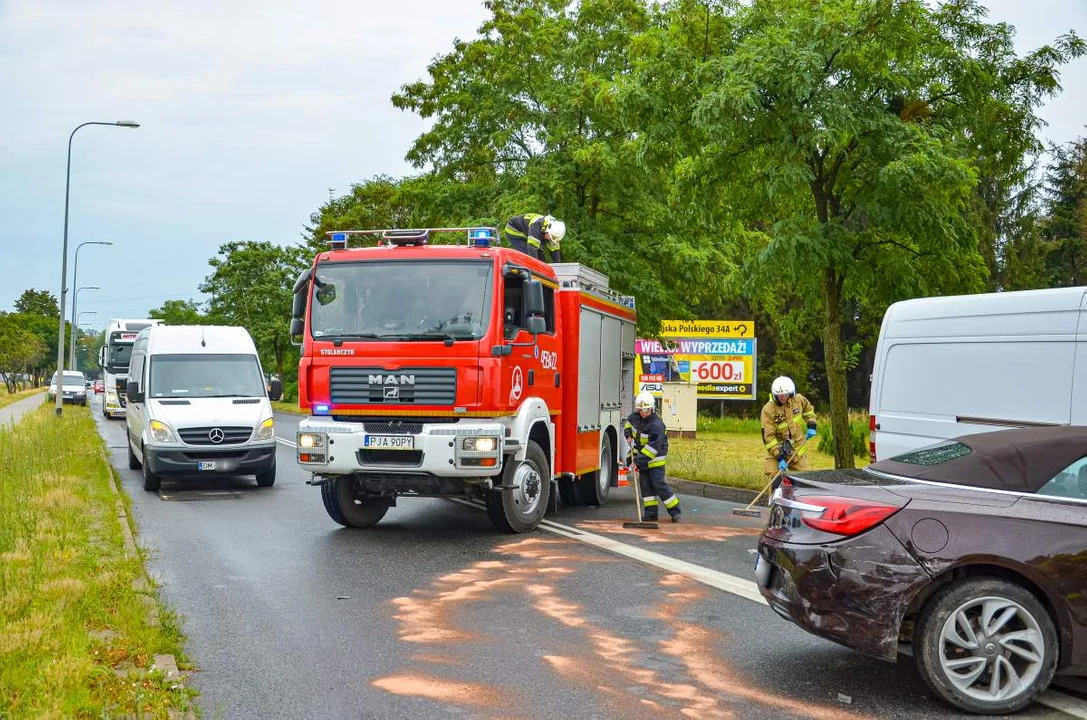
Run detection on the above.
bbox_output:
[208,428,225,444]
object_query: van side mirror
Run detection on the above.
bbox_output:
[126,381,144,404]
[525,316,546,336]
[524,279,545,318]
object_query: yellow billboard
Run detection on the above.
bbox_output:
[635,320,757,400]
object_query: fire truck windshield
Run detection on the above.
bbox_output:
[309,260,493,342]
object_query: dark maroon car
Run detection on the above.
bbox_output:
[756,426,1087,715]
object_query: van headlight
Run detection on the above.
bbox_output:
[149,420,176,444]
[254,418,275,441]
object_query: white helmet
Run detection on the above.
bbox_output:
[546,217,566,243]
[771,376,796,398]
[635,391,655,411]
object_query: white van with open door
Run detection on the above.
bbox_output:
[869,286,1087,461]
[125,325,277,491]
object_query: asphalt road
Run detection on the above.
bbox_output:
[92,400,1087,719]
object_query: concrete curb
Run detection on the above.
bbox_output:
[666,476,763,505]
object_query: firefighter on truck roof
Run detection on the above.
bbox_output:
[625,391,682,523]
[502,213,565,262]
[761,375,817,484]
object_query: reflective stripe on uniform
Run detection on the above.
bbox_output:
[527,237,541,248]
[802,411,816,419]
[663,495,679,509]
[797,443,808,456]
[648,456,667,468]
[504,224,527,239]
[643,497,659,507]
[776,421,789,431]
[641,445,658,458]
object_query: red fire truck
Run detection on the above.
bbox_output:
[289,227,637,533]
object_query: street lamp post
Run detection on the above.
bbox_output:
[69,241,112,368]
[74,311,99,371]
[70,285,99,370]
[55,120,139,416]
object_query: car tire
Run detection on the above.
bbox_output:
[255,461,276,488]
[127,441,141,470]
[485,439,550,533]
[320,476,389,528]
[141,446,161,492]
[915,577,1058,715]
[583,433,613,506]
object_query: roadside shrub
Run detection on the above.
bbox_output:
[816,412,869,459]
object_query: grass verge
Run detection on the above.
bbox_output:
[0,405,196,718]
[271,399,302,415]
[669,430,867,491]
[0,387,44,411]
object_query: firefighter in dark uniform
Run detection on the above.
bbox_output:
[625,391,681,522]
[502,213,566,262]
[761,375,817,482]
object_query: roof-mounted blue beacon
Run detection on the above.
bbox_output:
[329,232,348,250]
[470,227,496,248]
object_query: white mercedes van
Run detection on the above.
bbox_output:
[869,286,1087,460]
[125,325,277,491]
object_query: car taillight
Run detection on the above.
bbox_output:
[799,495,902,537]
[868,414,877,462]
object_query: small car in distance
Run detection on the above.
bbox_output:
[94,379,104,394]
[48,370,88,406]
[756,426,1087,715]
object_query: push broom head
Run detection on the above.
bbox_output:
[622,521,660,529]
[731,507,762,518]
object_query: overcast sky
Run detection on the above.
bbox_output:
[1,0,1084,330]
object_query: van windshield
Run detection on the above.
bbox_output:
[309,260,493,341]
[149,354,265,399]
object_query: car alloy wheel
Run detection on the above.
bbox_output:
[938,595,1045,703]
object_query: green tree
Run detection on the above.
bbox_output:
[1040,138,1087,286]
[0,314,47,393]
[199,241,308,385]
[672,0,1082,467]
[149,299,208,326]
[14,289,58,318]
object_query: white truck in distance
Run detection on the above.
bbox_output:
[99,319,163,418]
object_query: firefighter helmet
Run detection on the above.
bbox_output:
[635,391,655,411]
[771,376,796,398]
[546,217,566,243]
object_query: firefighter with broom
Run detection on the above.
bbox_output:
[761,376,817,488]
[624,391,682,523]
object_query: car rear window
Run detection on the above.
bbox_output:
[889,441,972,466]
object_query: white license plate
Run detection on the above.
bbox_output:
[197,461,216,471]
[364,435,415,450]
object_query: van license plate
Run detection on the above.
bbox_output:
[364,435,415,450]
[197,461,216,471]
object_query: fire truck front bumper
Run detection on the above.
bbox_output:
[295,418,506,479]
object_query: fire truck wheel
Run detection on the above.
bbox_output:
[584,434,613,506]
[486,440,550,533]
[321,476,390,528]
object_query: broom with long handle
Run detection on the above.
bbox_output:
[732,437,809,518]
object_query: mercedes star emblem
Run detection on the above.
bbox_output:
[208,428,225,444]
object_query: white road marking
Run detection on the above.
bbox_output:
[276,437,297,448]
[450,499,1087,717]
[1039,691,1087,719]
[447,498,766,605]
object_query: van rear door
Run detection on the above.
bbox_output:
[1071,290,1087,424]
[871,291,1081,460]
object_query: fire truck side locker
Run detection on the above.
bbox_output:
[553,264,636,505]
